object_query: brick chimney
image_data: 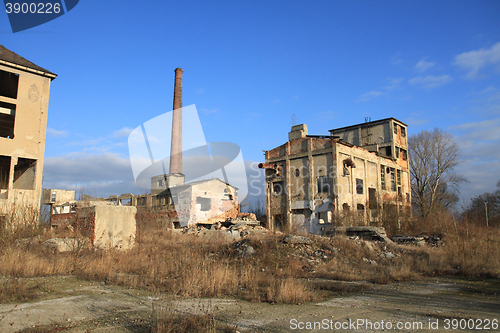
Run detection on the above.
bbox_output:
[170,68,183,174]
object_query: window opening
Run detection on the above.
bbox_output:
[317,176,331,193]
[0,155,11,189]
[0,70,19,99]
[390,168,396,191]
[356,178,363,194]
[380,165,386,190]
[273,182,283,196]
[0,101,16,139]
[368,188,377,209]
[196,197,211,211]
[13,158,36,190]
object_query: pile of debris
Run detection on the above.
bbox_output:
[183,215,271,240]
[392,235,443,247]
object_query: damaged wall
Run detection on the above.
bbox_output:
[262,118,411,235]
[0,45,56,216]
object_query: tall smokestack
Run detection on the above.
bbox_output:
[170,68,183,174]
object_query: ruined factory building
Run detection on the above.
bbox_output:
[261,118,411,234]
[0,45,56,215]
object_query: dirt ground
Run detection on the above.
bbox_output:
[0,276,499,332]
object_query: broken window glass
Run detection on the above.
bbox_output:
[380,165,386,190]
[356,178,363,194]
[390,168,396,191]
[317,176,331,193]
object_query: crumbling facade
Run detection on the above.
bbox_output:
[0,45,56,215]
[261,118,411,234]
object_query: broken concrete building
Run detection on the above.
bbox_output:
[45,191,136,251]
[261,118,411,234]
[131,68,241,228]
[45,68,241,231]
[0,45,56,216]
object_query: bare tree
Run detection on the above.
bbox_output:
[409,128,467,219]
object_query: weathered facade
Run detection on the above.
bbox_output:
[261,118,411,234]
[0,45,56,215]
[50,200,136,250]
[117,176,239,228]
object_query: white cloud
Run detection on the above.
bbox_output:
[46,128,68,137]
[414,58,435,72]
[42,152,144,198]
[451,118,500,142]
[42,152,265,204]
[405,117,429,127]
[453,42,500,79]
[449,118,500,201]
[112,127,134,138]
[358,90,384,102]
[383,78,403,91]
[408,75,452,88]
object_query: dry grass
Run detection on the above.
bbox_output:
[152,297,237,333]
[0,277,40,303]
[1,205,500,314]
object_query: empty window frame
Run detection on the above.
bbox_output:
[196,197,211,211]
[356,178,363,194]
[396,147,400,158]
[390,168,396,192]
[401,149,408,161]
[273,181,284,196]
[13,158,36,190]
[317,176,331,193]
[0,101,16,139]
[0,155,11,189]
[397,169,401,186]
[318,211,332,224]
[401,127,406,137]
[380,165,386,190]
[393,124,398,134]
[0,70,19,99]
[368,188,377,209]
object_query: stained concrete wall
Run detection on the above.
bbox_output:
[171,179,239,227]
[42,189,75,205]
[0,59,55,216]
[77,205,136,250]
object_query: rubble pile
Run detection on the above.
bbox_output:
[392,235,443,247]
[183,217,270,240]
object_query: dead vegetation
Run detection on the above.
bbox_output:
[0,207,499,330]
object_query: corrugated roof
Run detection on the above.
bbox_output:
[0,45,56,78]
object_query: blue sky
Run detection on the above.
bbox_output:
[2,0,500,206]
